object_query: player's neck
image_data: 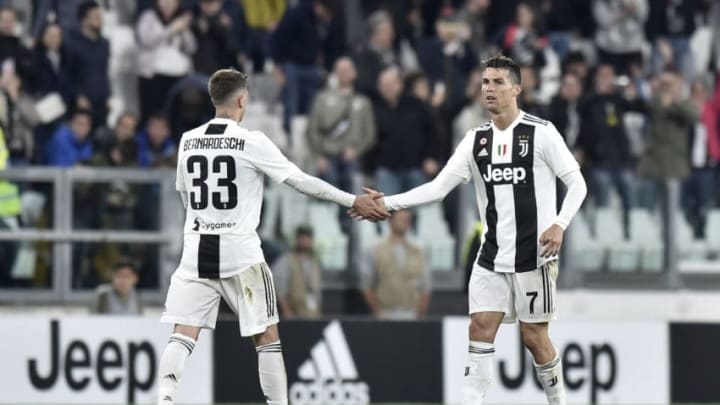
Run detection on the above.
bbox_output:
[214,109,242,123]
[491,106,521,131]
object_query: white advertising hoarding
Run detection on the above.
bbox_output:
[443,317,668,405]
[0,316,212,404]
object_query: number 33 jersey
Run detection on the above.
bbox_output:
[175,118,301,279]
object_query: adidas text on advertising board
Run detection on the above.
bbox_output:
[289,321,370,405]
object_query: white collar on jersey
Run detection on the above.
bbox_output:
[490,110,525,133]
[210,117,240,125]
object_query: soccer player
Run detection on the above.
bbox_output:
[351,55,587,405]
[157,68,388,405]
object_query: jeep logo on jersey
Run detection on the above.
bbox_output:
[289,321,370,405]
[482,164,528,185]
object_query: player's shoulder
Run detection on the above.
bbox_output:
[464,120,493,137]
[520,112,551,128]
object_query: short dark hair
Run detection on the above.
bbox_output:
[72,108,93,120]
[208,68,248,105]
[111,259,137,274]
[77,0,100,21]
[481,54,522,85]
[296,225,314,238]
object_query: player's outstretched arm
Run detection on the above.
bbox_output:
[284,171,389,221]
[348,169,465,220]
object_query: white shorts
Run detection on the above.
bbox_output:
[468,261,558,323]
[161,262,279,336]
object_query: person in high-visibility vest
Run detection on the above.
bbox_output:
[0,126,22,286]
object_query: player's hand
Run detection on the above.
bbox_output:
[539,224,564,258]
[349,187,389,222]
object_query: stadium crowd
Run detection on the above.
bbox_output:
[1,0,720,294]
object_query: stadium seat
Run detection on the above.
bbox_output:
[308,202,348,270]
[629,209,663,272]
[596,208,640,272]
[416,203,455,271]
[706,210,720,253]
[566,211,605,272]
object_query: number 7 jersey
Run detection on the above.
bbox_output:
[175,118,301,279]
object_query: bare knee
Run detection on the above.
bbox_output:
[520,323,554,360]
[173,324,201,341]
[253,324,280,347]
[469,312,503,343]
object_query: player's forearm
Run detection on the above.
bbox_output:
[284,171,356,207]
[383,172,464,211]
[554,170,587,230]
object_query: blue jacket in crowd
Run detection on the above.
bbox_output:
[136,131,176,168]
[46,125,93,167]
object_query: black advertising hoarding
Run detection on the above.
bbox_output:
[214,319,443,404]
[670,323,720,403]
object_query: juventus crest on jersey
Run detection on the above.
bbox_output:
[175,118,300,279]
[445,112,580,273]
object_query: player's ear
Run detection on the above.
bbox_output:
[513,83,522,97]
[237,91,246,110]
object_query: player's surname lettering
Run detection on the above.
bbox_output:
[183,137,246,152]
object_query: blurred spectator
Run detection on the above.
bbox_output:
[646,0,698,79]
[270,0,334,133]
[576,64,643,237]
[453,68,490,145]
[562,51,592,91]
[45,108,93,167]
[306,57,376,192]
[518,65,548,117]
[136,0,196,124]
[352,10,419,97]
[32,23,76,110]
[405,71,449,157]
[548,72,584,148]
[543,0,595,58]
[637,71,697,208]
[0,125,21,287]
[66,0,111,128]
[30,0,84,38]
[192,0,241,75]
[368,67,441,195]
[682,75,720,238]
[360,210,431,320]
[498,2,548,69]
[0,7,34,83]
[93,112,139,167]
[241,0,286,72]
[416,14,476,103]
[137,113,176,168]
[0,69,37,165]
[273,225,322,319]
[165,74,214,137]
[456,0,491,59]
[89,259,143,315]
[593,0,648,75]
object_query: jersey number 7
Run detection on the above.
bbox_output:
[187,155,238,210]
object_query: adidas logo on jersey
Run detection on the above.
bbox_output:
[482,164,528,185]
[477,148,488,157]
[289,321,370,405]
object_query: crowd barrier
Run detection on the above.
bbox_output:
[0,315,716,404]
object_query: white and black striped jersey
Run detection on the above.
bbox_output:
[445,111,580,273]
[175,117,301,278]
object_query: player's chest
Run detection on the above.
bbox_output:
[473,129,538,187]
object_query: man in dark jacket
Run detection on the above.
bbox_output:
[368,67,441,195]
[66,0,110,128]
[269,0,334,134]
[192,0,242,75]
[575,64,644,237]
